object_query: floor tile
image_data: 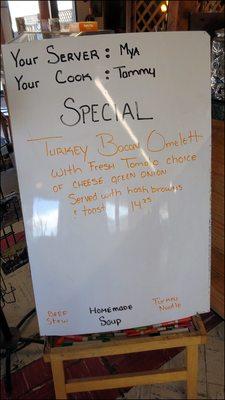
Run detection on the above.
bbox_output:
[122,322,224,400]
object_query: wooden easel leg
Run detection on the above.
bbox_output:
[50,356,67,400]
[186,345,198,399]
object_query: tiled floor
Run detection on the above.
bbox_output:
[121,322,224,400]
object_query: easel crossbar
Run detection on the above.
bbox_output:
[45,316,207,399]
[65,368,187,393]
[47,333,206,362]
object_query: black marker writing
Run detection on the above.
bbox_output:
[10,48,38,67]
[15,75,39,91]
[120,42,140,59]
[46,45,99,64]
[55,69,92,84]
[60,98,153,127]
[113,65,156,79]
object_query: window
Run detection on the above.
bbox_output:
[8,1,40,33]
[57,1,75,26]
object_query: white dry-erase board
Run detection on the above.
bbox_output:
[2,32,211,335]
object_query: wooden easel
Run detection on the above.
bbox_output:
[44,315,206,400]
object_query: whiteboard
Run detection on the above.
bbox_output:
[2,32,211,335]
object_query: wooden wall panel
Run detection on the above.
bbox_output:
[38,0,50,20]
[0,1,13,43]
[211,119,224,317]
[167,1,198,31]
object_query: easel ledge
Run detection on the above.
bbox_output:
[44,315,207,399]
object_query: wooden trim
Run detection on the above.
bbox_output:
[0,1,13,43]
[38,0,50,20]
[126,0,132,32]
[167,1,179,31]
[131,0,136,32]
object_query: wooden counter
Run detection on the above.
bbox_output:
[211,119,224,317]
